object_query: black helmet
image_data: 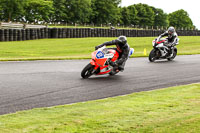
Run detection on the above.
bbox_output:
[117,36,127,45]
[168,26,175,35]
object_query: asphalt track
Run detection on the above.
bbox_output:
[0,55,200,115]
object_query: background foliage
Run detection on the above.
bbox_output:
[0,0,195,29]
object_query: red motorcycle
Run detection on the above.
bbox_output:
[81,46,134,79]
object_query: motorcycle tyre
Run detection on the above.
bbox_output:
[149,49,157,62]
[81,63,94,79]
[167,49,177,61]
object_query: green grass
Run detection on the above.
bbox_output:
[0,36,200,61]
[0,83,199,132]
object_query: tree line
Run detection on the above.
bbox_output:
[0,0,195,29]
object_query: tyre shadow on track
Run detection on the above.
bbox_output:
[148,60,177,64]
[80,74,123,81]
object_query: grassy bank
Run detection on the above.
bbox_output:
[0,36,200,61]
[0,83,199,132]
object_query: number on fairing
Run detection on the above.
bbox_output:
[96,51,104,59]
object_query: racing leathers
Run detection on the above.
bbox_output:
[95,39,130,71]
[157,31,179,56]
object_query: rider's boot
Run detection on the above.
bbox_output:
[118,65,124,72]
[109,66,119,75]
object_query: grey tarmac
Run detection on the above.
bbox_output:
[0,55,200,115]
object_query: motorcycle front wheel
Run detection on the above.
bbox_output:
[167,48,177,61]
[81,63,94,79]
[149,49,157,62]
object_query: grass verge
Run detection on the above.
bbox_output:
[0,83,199,132]
[0,36,200,61]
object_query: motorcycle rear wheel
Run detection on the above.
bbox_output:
[81,63,94,79]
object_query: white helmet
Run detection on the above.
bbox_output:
[168,26,175,35]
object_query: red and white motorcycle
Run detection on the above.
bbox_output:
[149,38,178,62]
[81,46,134,78]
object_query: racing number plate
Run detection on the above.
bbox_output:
[96,51,104,59]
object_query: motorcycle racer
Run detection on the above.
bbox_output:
[95,36,130,72]
[156,26,179,56]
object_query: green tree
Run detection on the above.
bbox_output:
[0,2,3,21]
[52,0,92,24]
[52,0,68,23]
[168,9,194,29]
[134,3,155,26]
[120,7,131,25]
[151,7,169,27]
[66,0,92,23]
[127,5,138,25]
[91,0,121,25]
[0,0,25,22]
[24,0,54,23]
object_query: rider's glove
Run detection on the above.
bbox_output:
[95,46,99,50]
[168,43,172,47]
[118,66,124,72]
